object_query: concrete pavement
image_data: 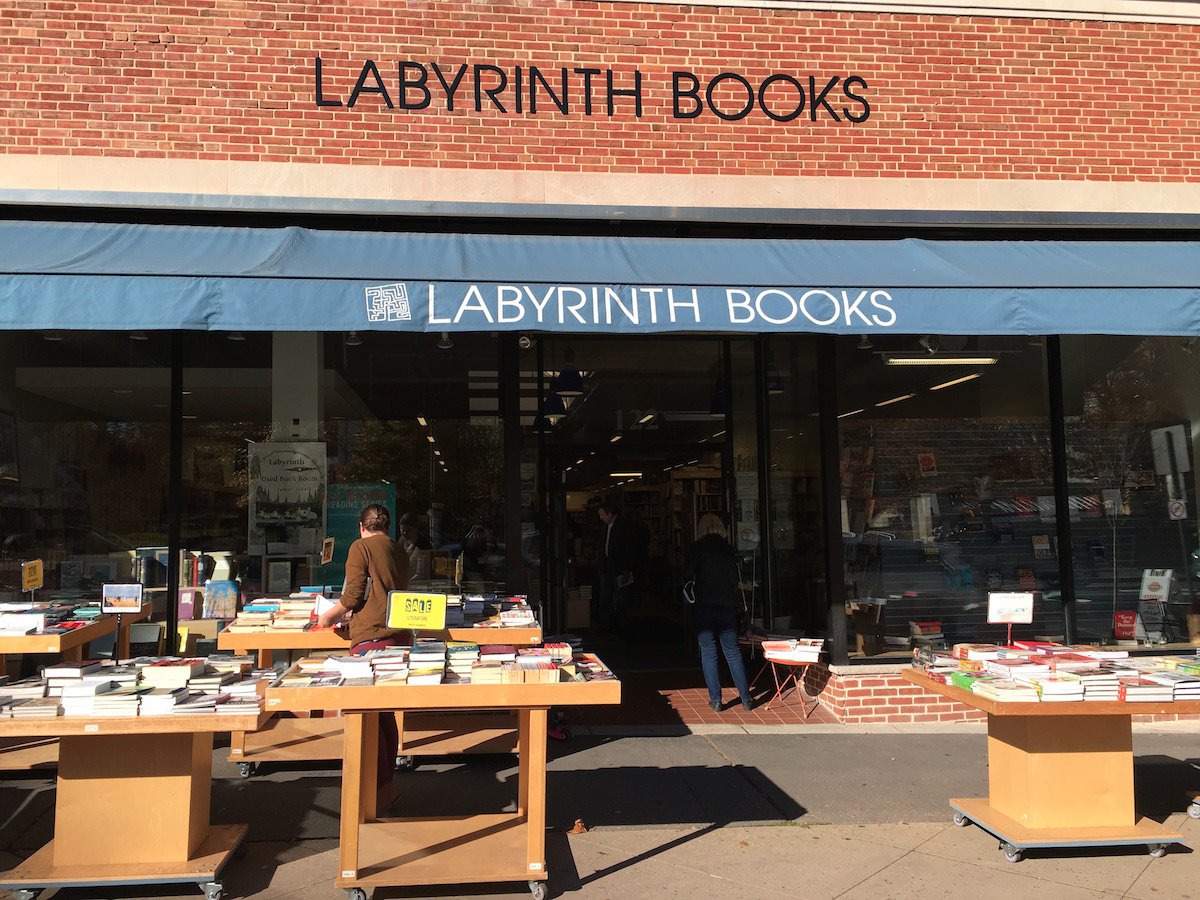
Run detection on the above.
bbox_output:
[2,724,1198,900]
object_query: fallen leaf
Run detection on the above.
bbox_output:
[737,840,749,848]
[567,818,588,834]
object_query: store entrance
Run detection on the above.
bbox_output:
[547,444,729,660]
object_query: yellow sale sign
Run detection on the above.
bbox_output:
[21,559,43,592]
[386,591,447,631]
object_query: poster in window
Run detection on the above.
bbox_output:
[247,443,327,556]
[0,410,17,483]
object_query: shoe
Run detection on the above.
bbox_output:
[709,699,723,712]
[741,698,754,712]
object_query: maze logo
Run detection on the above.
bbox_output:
[365,283,412,322]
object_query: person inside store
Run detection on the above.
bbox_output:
[316,503,411,784]
[596,497,634,635]
[685,516,753,712]
[399,512,431,581]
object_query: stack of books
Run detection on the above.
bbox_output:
[1118,677,1174,702]
[1145,671,1200,700]
[140,686,188,716]
[208,655,255,677]
[295,655,335,673]
[410,640,447,670]
[224,610,274,633]
[1075,668,1120,700]
[9,697,61,718]
[173,692,229,714]
[444,594,465,627]
[909,621,945,648]
[188,670,240,695]
[59,680,118,716]
[0,612,47,636]
[761,638,824,663]
[407,665,444,686]
[4,678,46,701]
[89,685,151,717]
[986,657,1051,679]
[140,658,207,690]
[328,655,374,681]
[573,653,615,681]
[42,659,105,696]
[972,679,1040,702]
[949,671,991,691]
[479,645,517,665]
[470,661,506,684]
[366,648,409,684]
[543,642,574,664]
[445,642,479,683]
[1021,673,1084,701]
[951,643,1004,662]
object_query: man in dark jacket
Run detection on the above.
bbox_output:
[685,518,753,711]
[597,499,634,634]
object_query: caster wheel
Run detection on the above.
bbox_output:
[395,755,415,771]
[238,762,258,779]
[1000,842,1023,863]
[952,812,969,827]
[13,890,40,900]
[528,880,547,900]
[1148,843,1168,859]
[1189,802,1200,820]
[346,888,367,900]
[202,882,224,900]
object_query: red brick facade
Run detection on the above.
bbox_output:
[3,1,1199,181]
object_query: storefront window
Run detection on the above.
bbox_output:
[324,331,505,593]
[764,336,825,634]
[1062,336,1200,645]
[0,331,170,618]
[836,335,1061,655]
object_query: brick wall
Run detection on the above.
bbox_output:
[808,665,1200,723]
[2,1,1199,181]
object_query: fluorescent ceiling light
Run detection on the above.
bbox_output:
[637,412,656,425]
[425,435,435,443]
[875,393,916,407]
[930,373,983,391]
[838,408,865,419]
[610,472,642,478]
[883,353,998,366]
[609,433,623,443]
[417,416,428,427]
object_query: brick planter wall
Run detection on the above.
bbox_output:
[806,664,1200,724]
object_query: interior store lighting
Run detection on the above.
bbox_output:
[875,393,916,407]
[542,393,567,424]
[637,411,657,425]
[610,472,643,478]
[857,335,874,350]
[417,416,428,427]
[837,408,865,419]
[345,331,363,347]
[425,434,435,443]
[436,332,454,350]
[929,373,983,391]
[609,432,623,443]
[553,345,584,397]
[883,352,998,366]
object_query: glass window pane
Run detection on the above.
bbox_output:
[1062,336,1200,646]
[0,331,170,620]
[836,335,1060,656]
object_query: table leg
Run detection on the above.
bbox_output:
[258,649,273,669]
[517,709,548,879]
[339,712,366,882]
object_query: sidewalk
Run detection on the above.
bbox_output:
[2,726,1198,900]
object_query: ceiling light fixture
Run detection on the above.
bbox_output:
[542,393,567,424]
[875,393,917,407]
[609,432,623,443]
[637,411,656,425]
[345,331,363,347]
[417,416,428,427]
[857,335,874,350]
[883,353,998,366]
[437,332,454,350]
[929,373,983,391]
[610,472,643,478]
[227,331,246,342]
[553,344,584,397]
[837,408,865,419]
[426,434,435,444]
[130,331,150,341]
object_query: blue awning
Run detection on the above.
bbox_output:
[0,220,1197,335]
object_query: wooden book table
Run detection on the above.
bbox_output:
[0,604,153,772]
[902,667,1200,862]
[265,675,620,900]
[217,625,543,776]
[0,707,269,900]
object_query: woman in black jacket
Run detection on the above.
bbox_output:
[685,518,753,711]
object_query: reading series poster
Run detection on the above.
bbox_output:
[247,443,327,556]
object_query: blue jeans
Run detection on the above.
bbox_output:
[693,603,750,705]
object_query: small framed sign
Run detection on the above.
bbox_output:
[320,537,335,566]
[1139,568,1172,602]
[987,591,1034,625]
[20,559,43,592]
[386,591,447,631]
[101,582,144,614]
